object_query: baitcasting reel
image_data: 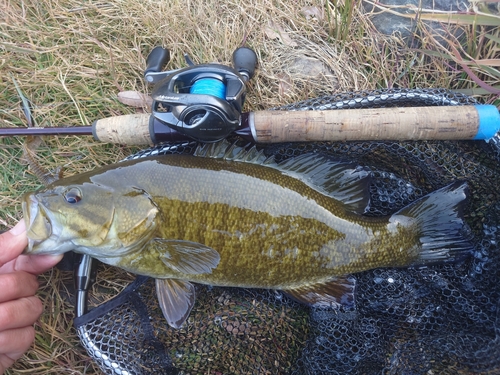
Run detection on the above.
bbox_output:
[144,46,257,142]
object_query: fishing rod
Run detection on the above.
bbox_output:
[2,46,500,145]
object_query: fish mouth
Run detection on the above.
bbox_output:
[22,193,53,254]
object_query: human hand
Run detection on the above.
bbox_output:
[0,220,62,374]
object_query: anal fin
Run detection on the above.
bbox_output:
[283,276,356,308]
[155,278,196,329]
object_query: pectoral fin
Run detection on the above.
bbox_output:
[156,278,196,329]
[153,239,220,274]
[283,276,356,308]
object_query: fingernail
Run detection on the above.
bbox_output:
[35,254,64,269]
[10,220,27,236]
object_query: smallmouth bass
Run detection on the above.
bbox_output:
[22,142,473,328]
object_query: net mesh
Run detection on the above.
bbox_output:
[74,88,500,374]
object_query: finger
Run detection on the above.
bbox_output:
[0,272,39,304]
[0,221,28,269]
[0,296,43,331]
[0,219,62,275]
[12,253,63,275]
[0,326,35,366]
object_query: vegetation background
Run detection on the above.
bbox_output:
[0,0,498,373]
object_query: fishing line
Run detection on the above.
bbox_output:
[189,77,226,99]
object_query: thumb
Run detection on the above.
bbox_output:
[0,220,63,275]
[0,220,28,268]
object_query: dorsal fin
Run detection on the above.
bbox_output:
[194,140,371,213]
[276,153,372,213]
[194,140,272,165]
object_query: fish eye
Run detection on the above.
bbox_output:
[64,188,82,204]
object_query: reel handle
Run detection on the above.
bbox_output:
[232,47,258,80]
[144,47,171,83]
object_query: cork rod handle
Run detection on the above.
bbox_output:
[92,113,152,145]
[251,106,498,142]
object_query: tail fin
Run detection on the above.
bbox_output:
[391,181,474,265]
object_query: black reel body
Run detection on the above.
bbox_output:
[146,46,257,143]
[151,64,246,142]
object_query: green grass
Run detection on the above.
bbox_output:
[0,0,498,373]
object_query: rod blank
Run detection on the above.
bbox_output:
[0,126,93,136]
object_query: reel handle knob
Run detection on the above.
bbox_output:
[144,47,170,83]
[232,47,257,81]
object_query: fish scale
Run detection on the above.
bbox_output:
[110,158,403,284]
[22,142,473,328]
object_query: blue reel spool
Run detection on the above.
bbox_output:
[190,77,227,99]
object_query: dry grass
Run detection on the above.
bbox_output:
[0,0,497,373]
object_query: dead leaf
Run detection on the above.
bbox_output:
[264,20,298,47]
[300,6,324,21]
[277,72,294,97]
[117,91,153,109]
